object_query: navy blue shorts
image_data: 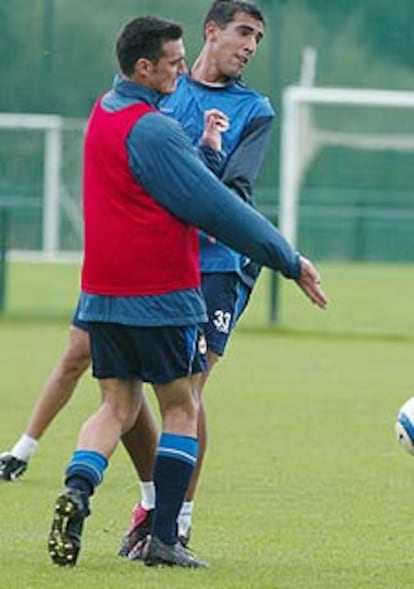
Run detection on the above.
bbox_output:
[201,273,251,356]
[87,322,207,384]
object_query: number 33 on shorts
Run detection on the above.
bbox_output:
[213,310,232,334]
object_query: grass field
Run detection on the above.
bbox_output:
[1,261,414,588]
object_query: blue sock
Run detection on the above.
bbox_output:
[65,449,108,504]
[152,433,198,545]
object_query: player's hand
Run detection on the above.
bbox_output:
[295,255,329,309]
[201,109,229,151]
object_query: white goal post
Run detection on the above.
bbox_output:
[279,85,414,248]
[0,113,64,255]
[0,113,85,260]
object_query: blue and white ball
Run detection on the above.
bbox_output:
[395,397,414,455]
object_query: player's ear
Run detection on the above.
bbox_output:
[205,20,220,42]
[134,58,154,79]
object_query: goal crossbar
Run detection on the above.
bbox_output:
[279,86,414,246]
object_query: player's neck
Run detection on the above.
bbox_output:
[191,49,228,85]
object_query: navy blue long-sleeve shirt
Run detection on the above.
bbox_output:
[80,75,300,327]
[161,74,274,286]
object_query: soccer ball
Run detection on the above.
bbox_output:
[395,397,414,455]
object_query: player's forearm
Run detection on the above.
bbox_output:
[180,177,301,279]
[221,116,273,203]
[197,145,226,177]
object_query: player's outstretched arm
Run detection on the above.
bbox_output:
[296,256,329,309]
[129,115,326,290]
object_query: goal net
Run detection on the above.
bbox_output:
[0,113,85,260]
[3,92,414,265]
[278,85,414,261]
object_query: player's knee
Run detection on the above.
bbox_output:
[61,348,90,377]
[167,395,199,427]
[62,329,91,376]
[117,403,141,434]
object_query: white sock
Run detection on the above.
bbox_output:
[177,500,194,536]
[10,434,39,462]
[139,481,156,511]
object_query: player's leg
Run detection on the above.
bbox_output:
[184,352,218,498]
[177,349,218,544]
[48,376,143,567]
[122,391,158,482]
[26,325,90,440]
[47,321,144,567]
[0,324,90,481]
[143,374,206,567]
[177,273,251,543]
[120,375,212,555]
[122,362,214,555]
[123,324,207,567]
[118,393,158,556]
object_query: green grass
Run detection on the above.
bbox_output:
[1,261,414,588]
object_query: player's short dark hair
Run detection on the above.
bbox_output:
[116,16,183,76]
[204,0,265,31]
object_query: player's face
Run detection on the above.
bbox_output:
[148,38,187,95]
[208,12,264,81]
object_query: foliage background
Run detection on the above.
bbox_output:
[2,0,414,260]
[3,0,414,117]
